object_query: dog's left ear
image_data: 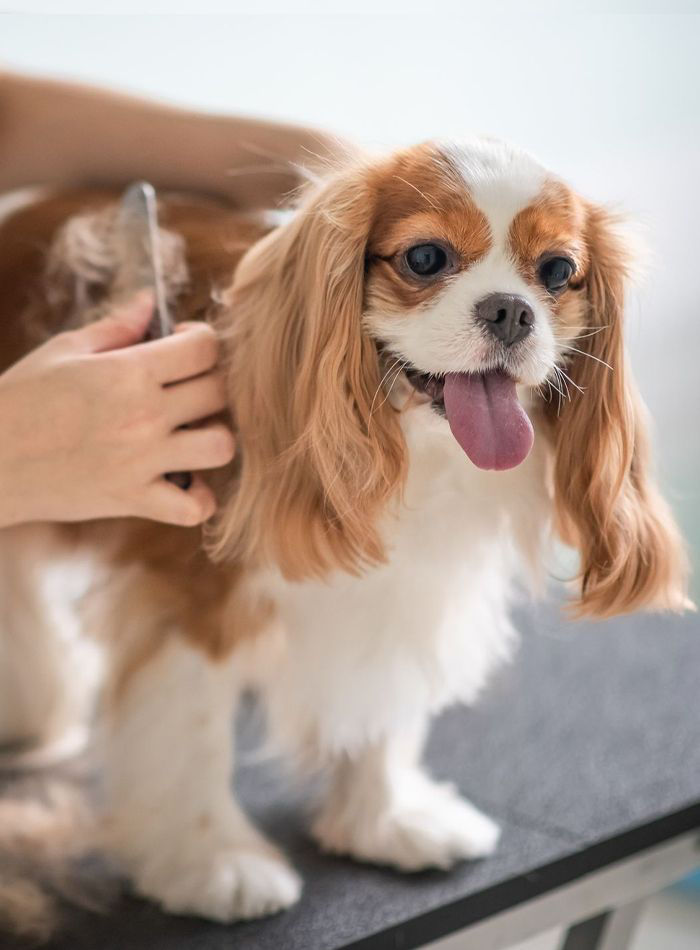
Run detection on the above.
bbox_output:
[544,202,690,617]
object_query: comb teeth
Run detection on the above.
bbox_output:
[114,181,172,340]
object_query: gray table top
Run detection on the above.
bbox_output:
[6,597,698,950]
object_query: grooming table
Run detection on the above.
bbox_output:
[6,599,700,950]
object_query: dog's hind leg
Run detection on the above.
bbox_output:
[102,631,301,922]
[0,525,100,767]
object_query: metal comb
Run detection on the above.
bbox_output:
[115,182,192,491]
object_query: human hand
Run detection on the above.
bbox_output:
[0,292,235,528]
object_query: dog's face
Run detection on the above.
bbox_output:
[215,138,688,618]
[366,142,579,385]
[363,141,592,471]
[365,148,583,390]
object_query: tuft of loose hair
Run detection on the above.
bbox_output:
[0,778,115,944]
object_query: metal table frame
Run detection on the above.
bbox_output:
[423,830,700,950]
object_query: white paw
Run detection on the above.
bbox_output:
[314,778,500,872]
[132,842,302,922]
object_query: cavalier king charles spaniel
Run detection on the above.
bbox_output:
[0,137,689,930]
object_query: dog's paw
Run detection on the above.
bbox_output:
[132,842,302,922]
[313,778,499,872]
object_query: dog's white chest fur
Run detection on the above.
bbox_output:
[249,407,548,759]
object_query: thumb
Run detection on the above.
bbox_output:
[173,321,199,334]
[70,291,154,354]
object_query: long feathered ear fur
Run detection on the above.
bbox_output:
[209,165,407,577]
[545,203,689,617]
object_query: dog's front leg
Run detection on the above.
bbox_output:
[312,724,500,871]
[102,637,301,922]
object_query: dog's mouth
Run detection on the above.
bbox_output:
[404,366,447,411]
[403,364,534,471]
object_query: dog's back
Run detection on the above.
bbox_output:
[0,182,277,717]
[0,188,272,938]
[0,187,266,369]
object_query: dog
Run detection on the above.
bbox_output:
[0,137,689,934]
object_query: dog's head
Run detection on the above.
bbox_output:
[212,139,688,617]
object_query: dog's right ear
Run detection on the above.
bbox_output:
[208,167,407,578]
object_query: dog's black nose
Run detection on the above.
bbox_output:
[475,293,534,347]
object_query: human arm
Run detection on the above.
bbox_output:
[0,68,348,207]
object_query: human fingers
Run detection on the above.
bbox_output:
[64,291,154,354]
[163,371,228,428]
[159,422,235,474]
[136,475,217,526]
[135,322,219,384]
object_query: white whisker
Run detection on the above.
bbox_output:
[384,362,407,404]
[547,373,566,415]
[555,366,585,395]
[563,344,614,371]
[369,357,404,424]
[557,368,571,401]
[571,324,610,339]
[392,176,440,211]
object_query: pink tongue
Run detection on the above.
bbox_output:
[442,371,534,471]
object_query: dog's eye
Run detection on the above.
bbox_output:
[405,243,448,277]
[539,256,574,293]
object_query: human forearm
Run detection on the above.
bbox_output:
[0,69,351,207]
